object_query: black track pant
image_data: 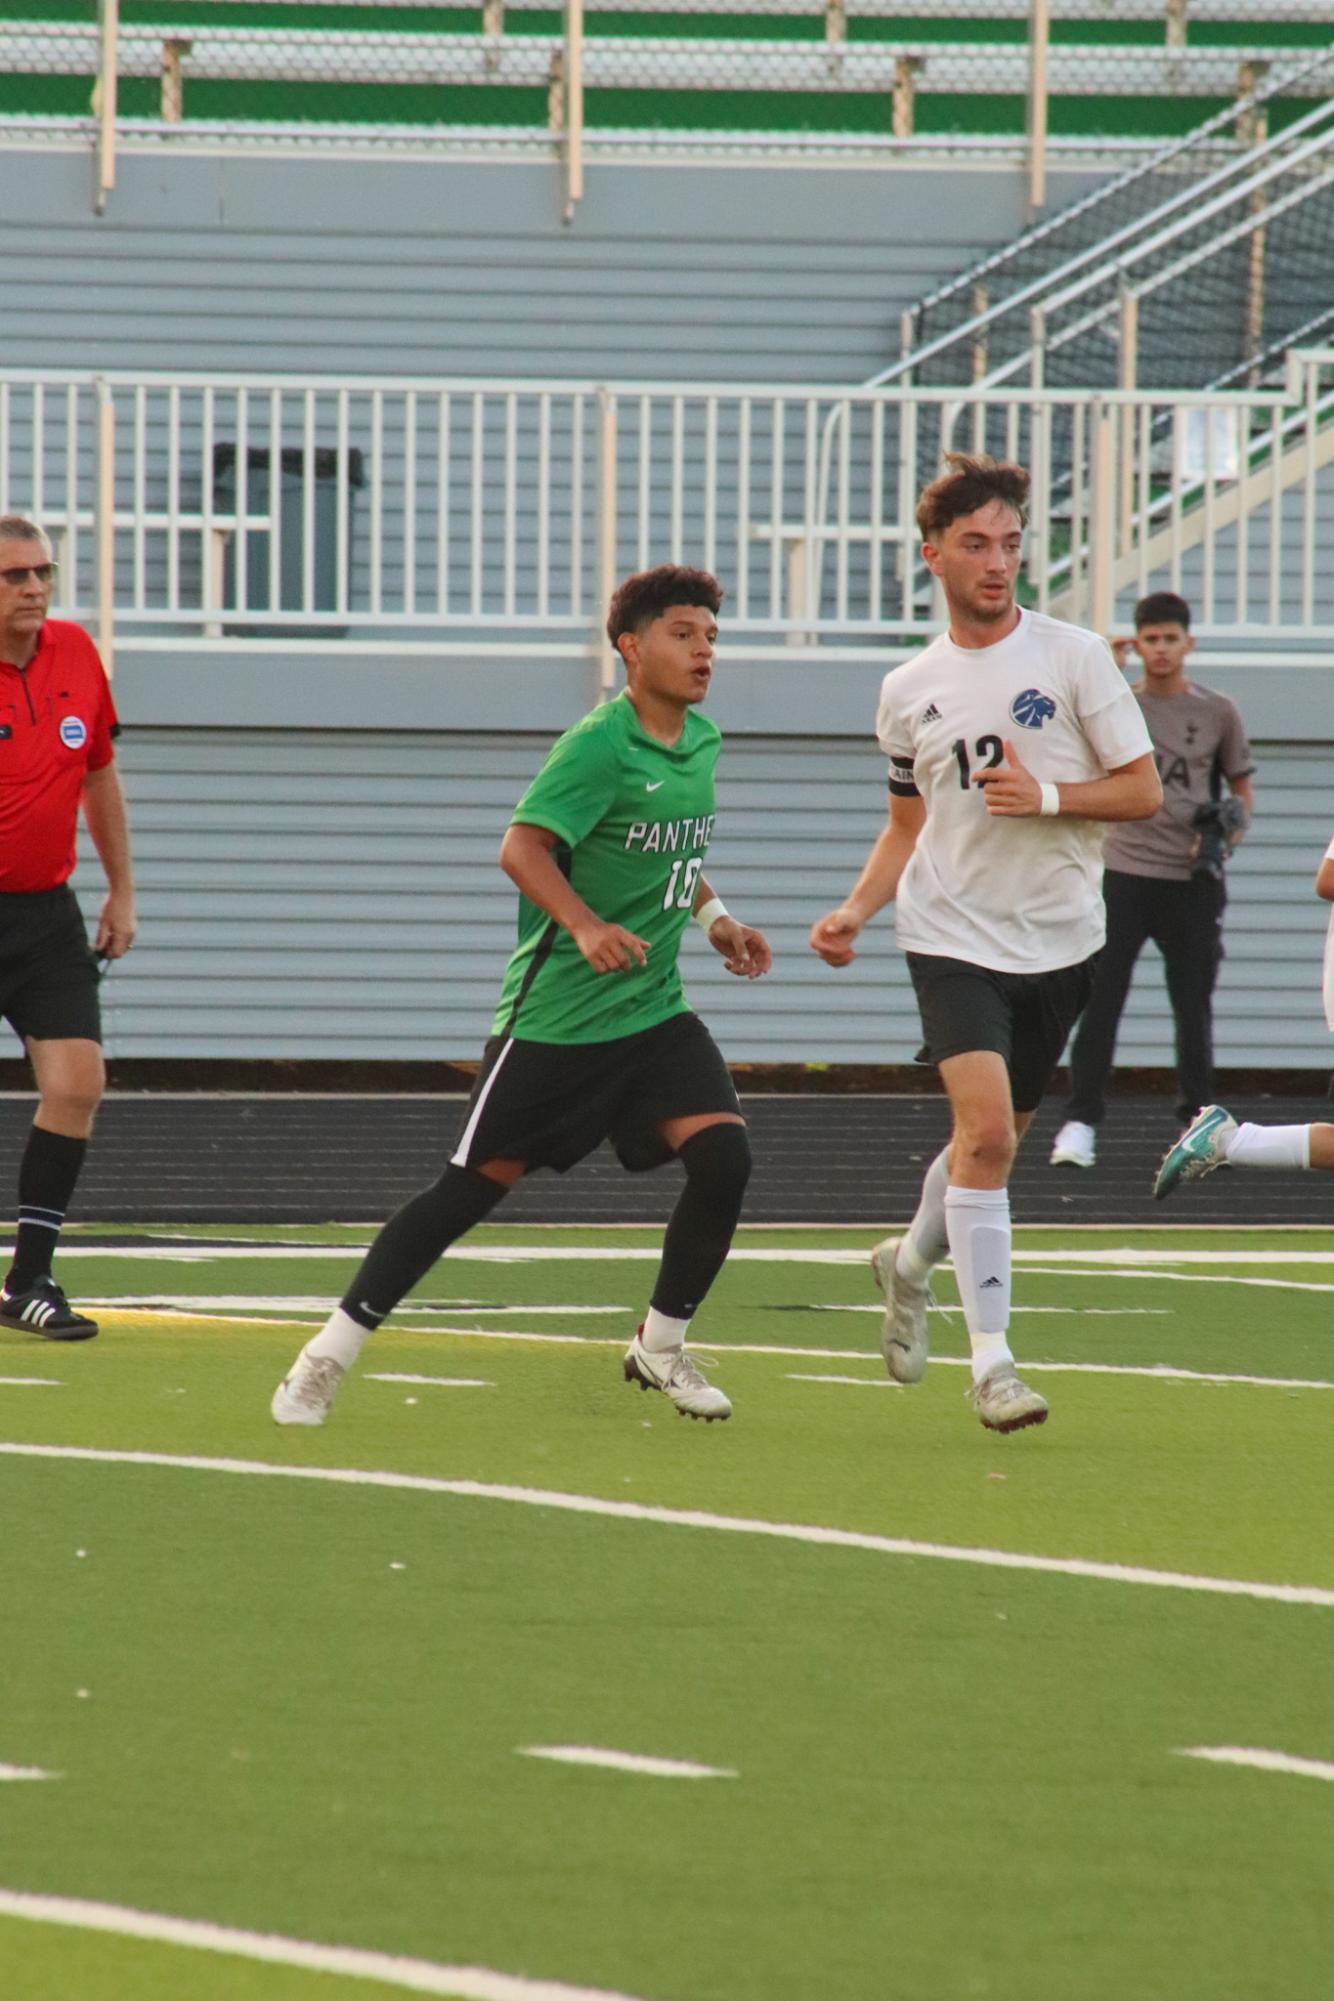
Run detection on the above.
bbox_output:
[1065,868,1225,1127]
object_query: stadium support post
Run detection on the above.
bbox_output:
[1026,0,1049,217]
[563,0,585,224]
[93,0,118,216]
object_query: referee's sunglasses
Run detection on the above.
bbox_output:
[0,562,56,585]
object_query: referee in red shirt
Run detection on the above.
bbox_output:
[0,515,136,1338]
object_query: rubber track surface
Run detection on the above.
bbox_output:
[1,1093,1328,1225]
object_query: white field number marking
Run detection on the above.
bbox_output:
[519,1746,736,1780]
[1178,1746,1334,1783]
[0,1889,659,2000]
[366,1374,495,1389]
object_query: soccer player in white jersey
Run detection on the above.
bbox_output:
[810,455,1161,1433]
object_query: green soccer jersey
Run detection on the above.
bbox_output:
[492,691,721,1044]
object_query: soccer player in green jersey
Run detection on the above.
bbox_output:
[273,565,771,1428]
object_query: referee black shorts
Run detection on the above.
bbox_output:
[906,950,1098,1116]
[451,1010,742,1176]
[0,886,103,1045]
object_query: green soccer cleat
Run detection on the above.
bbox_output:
[1152,1104,1237,1201]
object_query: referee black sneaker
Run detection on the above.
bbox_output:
[0,1275,99,1341]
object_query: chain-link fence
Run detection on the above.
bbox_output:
[5,2,1329,147]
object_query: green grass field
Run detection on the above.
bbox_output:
[2,1223,1331,2001]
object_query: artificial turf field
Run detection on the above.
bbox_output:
[1,1222,1330,2001]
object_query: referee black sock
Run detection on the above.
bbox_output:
[339,1163,511,1331]
[650,1123,752,1322]
[7,1126,88,1292]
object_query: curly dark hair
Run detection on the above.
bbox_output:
[915,454,1031,542]
[606,564,724,646]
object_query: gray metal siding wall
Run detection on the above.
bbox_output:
[19,727,1329,1070]
[8,149,1104,384]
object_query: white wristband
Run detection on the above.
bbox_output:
[694,896,729,933]
[1038,782,1060,817]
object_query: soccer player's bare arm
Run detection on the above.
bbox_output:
[80,761,138,958]
[810,791,926,966]
[499,821,649,974]
[975,744,1161,822]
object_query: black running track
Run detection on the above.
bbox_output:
[0,1092,1328,1228]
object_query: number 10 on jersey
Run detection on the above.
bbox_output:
[663,857,703,910]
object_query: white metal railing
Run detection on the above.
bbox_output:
[884,43,1334,390]
[0,355,1330,672]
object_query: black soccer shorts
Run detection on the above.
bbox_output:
[0,886,103,1044]
[906,950,1098,1115]
[451,1010,742,1175]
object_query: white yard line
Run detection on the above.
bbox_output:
[0,1765,58,1782]
[786,1362,1334,1389]
[42,1245,1334,1266]
[0,1889,657,2000]
[69,1308,1334,1390]
[0,1443,1327,1610]
[0,1378,61,1388]
[77,1295,1169,1320]
[519,1746,735,1781]
[1177,1746,1334,1783]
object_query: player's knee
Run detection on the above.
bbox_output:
[954,1121,1015,1177]
[677,1120,752,1203]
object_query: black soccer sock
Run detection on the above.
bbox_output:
[339,1163,511,1330]
[7,1126,88,1292]
[650,1123,752,1322]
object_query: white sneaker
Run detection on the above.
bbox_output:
[967,1361,1049,1434]
[869,1236,931,1384]
[1050,1120,1096,1169]
[271,1346,346,1426]
[623,1329,732,1422]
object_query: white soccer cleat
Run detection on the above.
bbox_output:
[869,1236,931,1384]
[623,1329,732,1422]
[1050,1119,1096,1169]
[967,1361,1049,1434]
[271,1346,346,1427]
[1153,1104,1238,1201]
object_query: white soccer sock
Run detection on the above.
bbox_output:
[1224,1123,1311,1171]
[305,1307,372,1370]
[897,1146,951,1283]
[945,1185,1014,1384]
[641,1307,690,1353]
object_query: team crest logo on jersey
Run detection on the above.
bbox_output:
[1010,688,1056,730]
[59,715,89,750]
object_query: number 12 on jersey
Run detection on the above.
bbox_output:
[663,856,703,911]
[952,735,1004,790]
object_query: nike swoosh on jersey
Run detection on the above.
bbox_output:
[645,780,665,791]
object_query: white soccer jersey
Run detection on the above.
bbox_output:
[877,607,1153,974]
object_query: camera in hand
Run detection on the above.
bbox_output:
[1191,797,1249,880]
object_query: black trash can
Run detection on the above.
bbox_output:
[213,444,365,638]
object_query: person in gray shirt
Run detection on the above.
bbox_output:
[1051,592,1255,1169]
